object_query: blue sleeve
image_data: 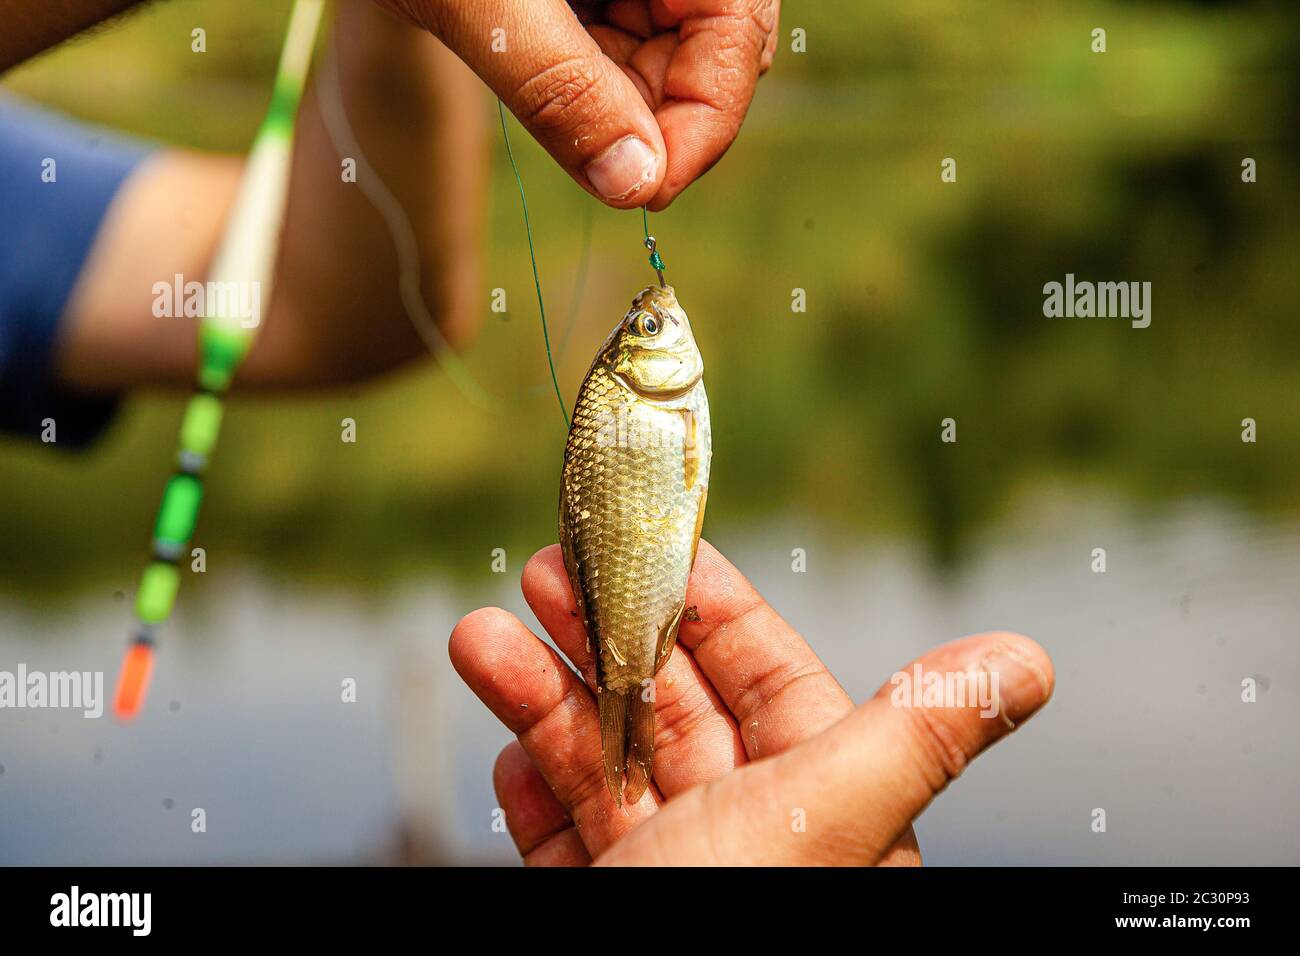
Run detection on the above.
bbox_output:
[0,94,153,449]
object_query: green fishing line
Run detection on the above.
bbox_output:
[555,200,593,360]
[498,99,568,429]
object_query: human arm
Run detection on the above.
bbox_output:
[0,0,144,71]
[51,0,486,393]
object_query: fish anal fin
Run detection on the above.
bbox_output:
[655,602,686,673]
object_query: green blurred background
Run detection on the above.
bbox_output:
[0,1,1296,865]
[2,0,1295,594]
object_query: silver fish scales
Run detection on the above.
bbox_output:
[559,284,711,805]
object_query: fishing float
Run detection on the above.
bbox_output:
[113,0,325,719]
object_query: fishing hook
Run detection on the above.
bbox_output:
[644,234,666,288]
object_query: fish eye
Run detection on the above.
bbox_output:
[637,313,660,336]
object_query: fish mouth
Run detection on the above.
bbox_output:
[632,284,678,310]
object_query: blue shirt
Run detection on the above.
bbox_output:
[0,94,151,448]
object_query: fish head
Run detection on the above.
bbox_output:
[601,285,703,398]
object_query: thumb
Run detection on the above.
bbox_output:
[599,632,1054,865]
[418,0,666,206]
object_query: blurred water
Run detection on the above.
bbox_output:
[0,496,1295,865]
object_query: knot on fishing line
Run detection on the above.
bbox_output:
[643,230,667,287]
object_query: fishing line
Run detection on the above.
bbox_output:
[526,197,592,399]
[315,37,500,413]
[317,39,592,426]
[554,199,593,362]
[497,99,568,429]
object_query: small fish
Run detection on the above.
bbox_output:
[559,285,711,805]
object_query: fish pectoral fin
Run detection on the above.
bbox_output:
[597,688,628,805]
[623,689,656,805]
[680,409,700,490]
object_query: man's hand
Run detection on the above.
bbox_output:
[450,540,1055,865]
[379,0,780,209]
[2,1,777,207]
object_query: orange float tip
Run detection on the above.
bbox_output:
[114,641,155,720]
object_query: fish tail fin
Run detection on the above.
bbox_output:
[622,686,656,805]
[598,688,628,805]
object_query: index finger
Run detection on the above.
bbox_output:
[523,538,853,758]
[677,539,854,753]
[646,0,779,209]
[414,0,668,206]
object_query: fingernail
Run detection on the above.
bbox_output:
[585,136,657,200]
[981,648,1051,727]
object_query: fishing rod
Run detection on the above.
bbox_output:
[113,0,325,719]
[113,2,666,717]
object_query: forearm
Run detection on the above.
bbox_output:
[248,0,487,386]
[0,0,146,72]
[55,0,488,392]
